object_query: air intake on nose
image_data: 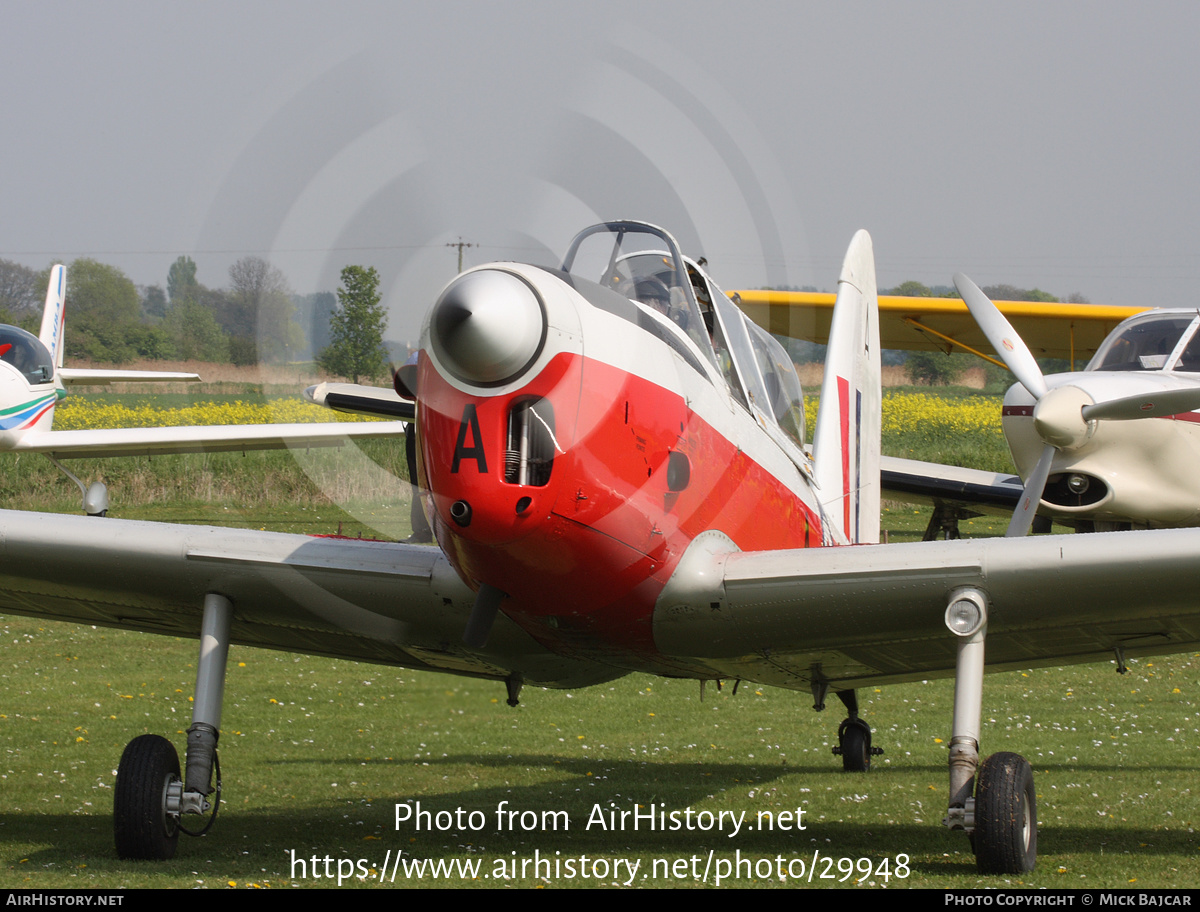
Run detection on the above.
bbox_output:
[504,398,555,486]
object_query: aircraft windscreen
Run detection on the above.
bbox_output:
[1089,315,1197,372]
[746,320,806,449]
[0,327,54,384]
[561,223,716,365]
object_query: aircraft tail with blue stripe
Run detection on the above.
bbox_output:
[38,264,66,371]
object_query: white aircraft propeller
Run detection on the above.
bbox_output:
[1081,387,1200,421]
[954,273,1200,537]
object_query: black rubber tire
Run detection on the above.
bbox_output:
[114,734,181,860]
[973,751,1036,874]
[840,723,871,772]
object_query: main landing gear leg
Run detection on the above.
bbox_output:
[942,588,1036,874]
[831,690,881,772]
[114,592,232,859]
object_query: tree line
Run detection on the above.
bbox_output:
[0,256,389,381]
[0,253,1086,385]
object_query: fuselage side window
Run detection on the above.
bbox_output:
[711,288,772,410]
[746,320,806,449]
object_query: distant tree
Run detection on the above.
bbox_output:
[165,299,230,362]
[126,324,176,360]
[319,266,388,383]
[226,257,303,363]
[889,280,932,297]
[0,259,42,322]
[906,351,969,386]
[61,258,141,362]
[981,283,1059,304]
[140,284,169,321]
[167,256,198,303]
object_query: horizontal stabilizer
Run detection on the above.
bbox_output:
[58,368,201,386]
[880,455,1023,512]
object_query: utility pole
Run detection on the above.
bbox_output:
[445,237,476,273]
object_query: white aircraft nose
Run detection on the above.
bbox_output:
[430,270,546,386]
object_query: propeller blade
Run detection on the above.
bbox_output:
[1082,387,1200,421]
[954,273,1049,400]
[463,583,507,648]
[1006,444,1054,537]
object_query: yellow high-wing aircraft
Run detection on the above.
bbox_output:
[732,288,1144,364]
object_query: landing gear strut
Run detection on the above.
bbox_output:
[114,592,231,859]
[942,587,1037,874]
[923,502,975,540]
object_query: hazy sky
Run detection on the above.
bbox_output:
[3,1,1197,343]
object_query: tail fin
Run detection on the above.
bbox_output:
[811,230,881,545]
[38,264,66,370]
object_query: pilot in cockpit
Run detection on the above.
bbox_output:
[0,328,53,385]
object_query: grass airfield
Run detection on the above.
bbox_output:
[1,383,1199,889]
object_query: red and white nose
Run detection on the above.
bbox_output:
[429,270,546,387]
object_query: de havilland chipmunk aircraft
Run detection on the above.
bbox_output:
[6,222,1200,876]
[0,265,409,513]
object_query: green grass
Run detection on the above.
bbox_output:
[3,605,1198,889]
[0,388,1195,889]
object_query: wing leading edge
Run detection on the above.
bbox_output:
[9,420,409,459]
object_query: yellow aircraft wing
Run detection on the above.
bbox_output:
[732,290,1147,362]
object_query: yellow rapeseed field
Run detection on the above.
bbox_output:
[803,391,1003,440]
[55,392,1003,443]
[879,391,1003,440]
[53,399,381,430]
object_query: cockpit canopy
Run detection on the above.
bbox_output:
[0,326,54,385]
[1088,311,1200,373]
[562,222,716,359]
[561,221,806,451]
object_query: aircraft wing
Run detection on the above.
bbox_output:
[9,421,408,459]
[655,527,1200,691]
[732,290,1145,361]
[0,509,618,689]
[58,368,202,385]
[2,511,1199,696]
[880,454,1022,515]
